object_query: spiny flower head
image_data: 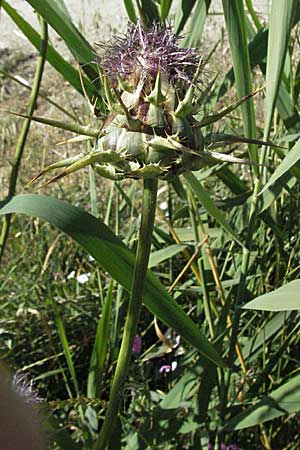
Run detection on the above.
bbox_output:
[101,22,201,92]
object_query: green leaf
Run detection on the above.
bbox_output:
[87,281,113,398]
[26,0,98,81]
[260,138,300,195]
[222,0,258,166]
[159,0,173,21]
[174,0,197,35]
[123,0,137,23]
[140,0,160,25]
[50,295,80,396]
[149,244,187,268]
[1,0,98,99]
[263,0,296,140]
[243,280,300,311]
[184,172,244,248]
[183,0,211,48]
[0,194,225,368]
[225,374,300,429]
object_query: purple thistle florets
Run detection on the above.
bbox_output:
[101,22,201,90]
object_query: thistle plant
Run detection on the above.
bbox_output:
[26,22,278,450]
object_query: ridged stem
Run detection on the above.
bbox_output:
[93,177,158,450]
[0,18,48,263]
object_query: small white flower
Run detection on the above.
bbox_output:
[76,273,91,284]
[159,201,168,210]
[67,270,76,280]
[171,361,177,371]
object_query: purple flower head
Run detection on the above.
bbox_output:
[100,22,202,90]
[132,335,142,354]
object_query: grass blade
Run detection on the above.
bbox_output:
[174,0,197,35]
[222,0,258,166]
[263,0,296,140]
[184,172,244,247]
[26,0,98,81]
[183,0,211,47]
[244,280,300,311]
[1,0,98,98]
[87,281,114,398]
[123,0,137,23]
[225,374,300,429]
[260,138,300,194]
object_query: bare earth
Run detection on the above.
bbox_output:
[0,0,270,55]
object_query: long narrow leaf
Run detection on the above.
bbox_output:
[225,374,300,429]
[87,281,113,398]
[174,0,197,35]
[1,0,98,98]
[263,0,296,140]
[243,280,300,311]
[183,0,211,48]
[184,172,244,248]
[260,138,300,194]
[26,0,98,81]
[222,0,257,165]
[123,0,137,23]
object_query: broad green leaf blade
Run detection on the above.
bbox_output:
[0,194,225,367]
[184,172,244,248]
[263,0,296,140]
[26,0,98,81]
[222,0,258,166]
[123,0,137,23]
[1,0,98,99]
[243,280,300,311]
[183,0,211,48]
[87,281,113,398]
[225,374,300,429]
[260,138,300,194]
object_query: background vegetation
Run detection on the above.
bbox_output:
[1,1,300,449]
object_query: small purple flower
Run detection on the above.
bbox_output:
[132,335,142,354]
[220,444,227,450]
[159,361,177,374]
[208,443,214,450]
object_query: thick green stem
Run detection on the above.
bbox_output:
[93,177,158,450]
[0,18,48,263]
